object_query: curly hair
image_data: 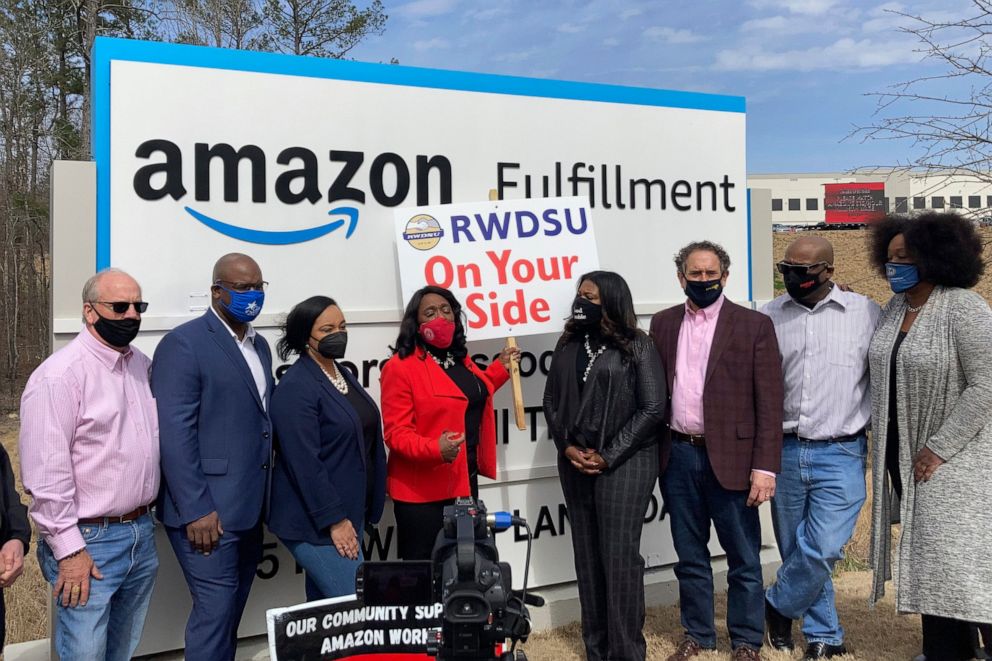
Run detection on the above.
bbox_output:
[558,270,642,359]
[869,212,984,288]
[390,285,468,360]
[674,240,731,274]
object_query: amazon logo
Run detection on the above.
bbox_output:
[131,140,453,245]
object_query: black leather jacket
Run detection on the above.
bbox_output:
[543,332,667,470]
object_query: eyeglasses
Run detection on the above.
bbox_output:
[776,261,831,276]
[93,301,148,314]
[214,280,268,292]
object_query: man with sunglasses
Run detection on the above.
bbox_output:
[152,253,274,661]
[19,268,160,660]
[760,236,880,660]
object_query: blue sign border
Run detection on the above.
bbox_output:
[92,36,747,271]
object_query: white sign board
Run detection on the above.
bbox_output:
[394,197,598,341]
[84,36,754,655]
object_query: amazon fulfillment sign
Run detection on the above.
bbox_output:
[74,37,766,656]
[94,37,749,317]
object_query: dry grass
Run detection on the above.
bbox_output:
[521,571,921,660]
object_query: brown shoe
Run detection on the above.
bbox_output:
[667,638,708,661]
[731,646,762,661]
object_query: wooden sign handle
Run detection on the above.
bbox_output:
[489,189,528,431]
[506,336,527,431]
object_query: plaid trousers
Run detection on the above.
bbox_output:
[559,443,659,661]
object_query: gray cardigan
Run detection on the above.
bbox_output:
[867,286,992,622]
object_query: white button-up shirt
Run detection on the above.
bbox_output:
[761,285,881,440]
[210,306,268,409]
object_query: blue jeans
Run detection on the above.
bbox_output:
[38,514,158,661]
[661,441,764,650]
[766,434,867,646]
[282,536,363,602]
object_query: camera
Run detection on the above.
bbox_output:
[356,498,541,661]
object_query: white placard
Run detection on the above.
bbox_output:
[394,196,598,341]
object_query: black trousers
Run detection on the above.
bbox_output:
[922,614,980,661]
[559,444,659,661]
[393,498,456,561]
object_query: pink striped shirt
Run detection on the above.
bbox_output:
[19,327,160,560]
[671,295,725,435]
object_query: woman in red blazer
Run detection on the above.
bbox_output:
[380,285,518,560]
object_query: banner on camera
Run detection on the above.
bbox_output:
[267,595,442,660]
[394,196,600,342]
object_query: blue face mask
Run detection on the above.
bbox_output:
[218,286,265,323]
[885,262,920,294]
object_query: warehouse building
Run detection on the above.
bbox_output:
[748,170,992,226]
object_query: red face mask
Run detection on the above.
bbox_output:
[419,317,456,349]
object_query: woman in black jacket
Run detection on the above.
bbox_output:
[543,270,666,661]
[0,444,30,648]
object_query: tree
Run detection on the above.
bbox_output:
[0,0,391,408]
[169,0,266,49]
[855,0,992,179]
[260,0,385,58]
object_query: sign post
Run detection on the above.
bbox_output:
[489,189,527,430]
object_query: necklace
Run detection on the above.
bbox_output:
[906,301,925,313]
[317,361,349,394]
[428,350,457,369]
[583,334,606,382]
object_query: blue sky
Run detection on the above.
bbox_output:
[349,0,973,174]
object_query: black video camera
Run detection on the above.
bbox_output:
[356,498,541,661]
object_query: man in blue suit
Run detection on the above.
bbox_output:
[152,253,274,661]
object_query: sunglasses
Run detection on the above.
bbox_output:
[94,301,149,314]
[776,261,831,276]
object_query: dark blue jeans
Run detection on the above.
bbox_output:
[661,441,764,650]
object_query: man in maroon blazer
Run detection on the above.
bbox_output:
[650,240,783,661]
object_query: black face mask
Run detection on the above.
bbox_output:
[313,331,347,359]
[783,270,827,302]
[571,296,602,328]
[92,309,141,348]
[684,279,723,309]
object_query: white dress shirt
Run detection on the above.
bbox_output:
[210,306,268,409]
[761,284,881,440]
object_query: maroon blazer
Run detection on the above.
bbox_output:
[649,299,784,491]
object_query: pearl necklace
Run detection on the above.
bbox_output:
[583,334,606,382]
[906,300,926,313]
[317,361,349,394]
[428,350,457,370]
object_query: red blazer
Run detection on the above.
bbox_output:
[380,348,509,503]
[650,299,784,491]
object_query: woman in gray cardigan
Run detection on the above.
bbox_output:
[866,212,992,661]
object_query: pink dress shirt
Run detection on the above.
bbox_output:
[671,295,725,435]
[19,327,160,560]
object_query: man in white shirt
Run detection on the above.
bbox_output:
[760,236,881,660]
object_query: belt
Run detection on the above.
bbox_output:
[78,505,152,525]
[790,428,866,443]
[672,431,706,447]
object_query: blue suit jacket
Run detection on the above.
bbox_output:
[151,310,274,530]
[267,354,386,545]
